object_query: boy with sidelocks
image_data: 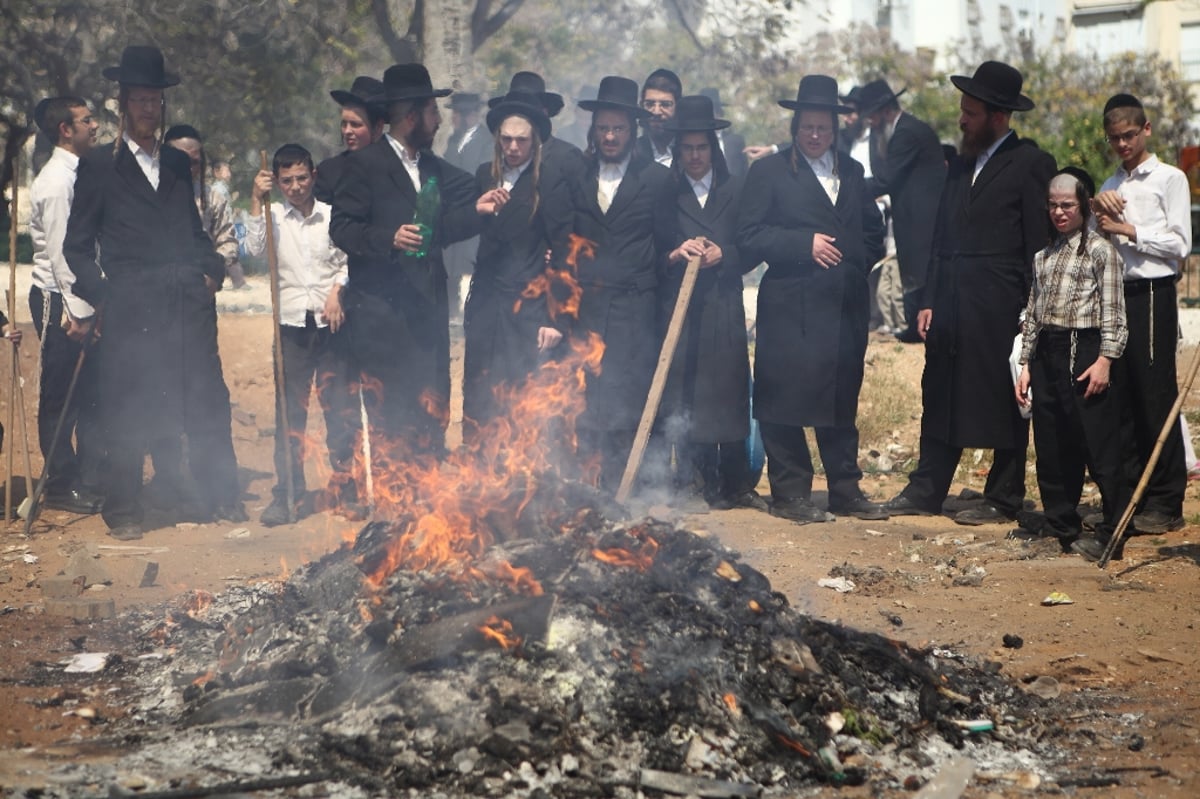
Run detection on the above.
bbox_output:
[1016,168,1127,561]
[246,144,361,526]
[1092,94,1192,537]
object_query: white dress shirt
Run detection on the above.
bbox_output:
[29,146,94,319]
[1099,154,1192,280]
[973,130,1012,185]
[499,158,531,191]
[650,138,672,168]
[123,132,159,190]
[804,149,839,203]
[597,154,631,213]
[244,199,348,327]
[386,133,422,191]
[457,123,482,154]
[688,170,712,209]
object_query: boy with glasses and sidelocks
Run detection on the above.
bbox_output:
[1092,94,1192,535]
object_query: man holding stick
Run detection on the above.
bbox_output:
[64,45,245,540]
[28,96,104,515]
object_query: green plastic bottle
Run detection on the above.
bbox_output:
[408,176,440,257]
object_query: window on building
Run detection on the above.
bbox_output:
[1182,23,1200,82]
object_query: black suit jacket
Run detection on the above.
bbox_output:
[866,112,945,286]
[444,123,494,176]
[314,150,350,206]
[720,130,748,178]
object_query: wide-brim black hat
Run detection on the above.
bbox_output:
[331,76,385,108]
[663,95,730,132]
[488,72,564,118]
[380,63,452,104]
[779,75,853,114]
[950,61,1034,112]
[856,79,907,115]
[486,96,552,142]
[698,88,726,115]
[578,76,652,119]
[102,45,180,88]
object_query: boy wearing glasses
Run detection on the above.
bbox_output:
[1092,94,1193,533]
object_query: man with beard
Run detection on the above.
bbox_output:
[858,79,946,343]
[330,64,493,457]
[572,75,677,492]
[884,61,1056,525]
[29,96,104,515]
[314,76,385,204]
[736,75,887,524]
[635,69,682,167]
[64,45,246,540]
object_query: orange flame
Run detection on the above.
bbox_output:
[775,733,812,756]
[183,590,214,619]
[723,693,740,714]
[476,615,523,652]
[592,528,659,572]
[192,669,216,687]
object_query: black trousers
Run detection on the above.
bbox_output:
[29,288,103,494]
[1029,329,1129,538]
[901,433,1027,515]
[680,441,757,500]
[1114,277,1186,517]
[759,421,862,503]
[273,314,359,501]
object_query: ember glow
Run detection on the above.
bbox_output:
[355,238,602,590]
[476,615,522,652]
[591,525,659,572]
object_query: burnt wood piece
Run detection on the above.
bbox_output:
[103,772,328,798]
[384,594,557,671]
[639,768,762,798]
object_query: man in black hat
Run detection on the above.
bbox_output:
[571,75,677,492]
[314,76,386,204]
[698,88,747,177]
[636,68,683,167]
[330,63,492,457]
[884,61,1056,525]
[64,45,246,540]
[736,75,888,524]
[489,71,586,185]
[29,96,104,515]
[857,79,946,343]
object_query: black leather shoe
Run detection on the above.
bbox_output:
[108,523,143,541]
[954,504,1014,526]
[1070,535,1123,562]
[711,489,769,512]
[829,495,890,520]
[882,494,936,516]
[1132,511,1184,534]
[895,328,924,344]
[260,498,293,527]
[770,498,833,525]
[43,488,104,515]
[216,503,250,523]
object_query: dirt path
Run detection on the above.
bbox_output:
[1,302,1198,797]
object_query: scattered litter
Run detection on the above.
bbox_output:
[1128,733,1145,751]
[865,529,884,537]
[1025,675,1061,700]
[224,527,251,540]
[1137,648,1185,665]
[913,755,974,798]
[933,533,975,546]
[22,553,38,564]
[825,712,845,734]
[63,653,110,673]
[1001,634,1024,649]
[63,707,97,719]
[817,577,855,593]
[1041,591,1073,606]
[951,719,994,733]
[878,609,903,627]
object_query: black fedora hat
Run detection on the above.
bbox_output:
[102,45,180,88]
[486,95,552,142]
[950,61,1034,112]
[663,95,730,132]
[331,76,384,108]
[856,79,907,115]
[840,85,863,106]
[699,87,726,114]
[779,75,853,114]
[578,76,652,119]
[447,92,484,110]
[379,63,452,103]
[488,72,564,118]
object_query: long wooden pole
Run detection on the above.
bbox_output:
[13,353,34,517]
[1100,343,1200,567]
[615,255,702,504]
[260,151,295,521]
[6,155,18,524]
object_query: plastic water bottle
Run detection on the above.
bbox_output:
[409,176,439,257]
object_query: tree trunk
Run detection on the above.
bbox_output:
[423,0,473,153]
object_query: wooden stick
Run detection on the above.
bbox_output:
[615,255,701,504]
[1100,343,1200,567]
[13,348,34,514]
[259,151,295,521]
[6,156,17,524]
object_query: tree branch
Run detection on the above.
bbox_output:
[665,0,704,51]
[471,0,527,52]
[372,0,422,62]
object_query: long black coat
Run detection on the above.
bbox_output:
[463,158,574,423]
[63,141,230,442]
[720,130,748,178]
[867,112,945,289]
[329,138,480,444]
[661,173,753,443]
[442,125,495,279]
[314,150,350,205]
[571,154,677,431]
[737,147,886,428]
[920,133,1056,448]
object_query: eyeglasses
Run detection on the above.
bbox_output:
[595,125,629,136]
[642,99,675,111]
[1104,129,1143,145]
[797,125,833,137]
[1046,201,1080,212]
